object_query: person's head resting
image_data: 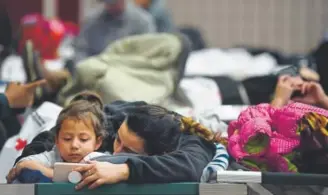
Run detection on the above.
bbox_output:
[102,0,126,16]
[113,105,217,156]
[54,91,108,163]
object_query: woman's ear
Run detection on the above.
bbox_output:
[95,137,103,150]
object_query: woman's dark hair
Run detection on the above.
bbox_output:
[124,105,216,155]
[54,91,108,138]
[125,113,180,155]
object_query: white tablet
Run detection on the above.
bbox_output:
[53,162,89,183]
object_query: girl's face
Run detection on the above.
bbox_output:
[55,118,102,163]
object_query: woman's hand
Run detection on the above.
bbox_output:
[74,161,129,190]
[271,75,303,108]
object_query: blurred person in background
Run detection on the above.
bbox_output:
[74,0,156,64]
[134,0,175,32]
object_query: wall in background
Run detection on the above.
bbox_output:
[166,0,328,54]
[9,0,327,54]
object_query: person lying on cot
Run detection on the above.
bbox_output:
[7,92,226,188]
[272,75,328,109]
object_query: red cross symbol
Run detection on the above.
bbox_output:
[15,138,27,151]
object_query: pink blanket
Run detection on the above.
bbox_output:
[228,102,328,172]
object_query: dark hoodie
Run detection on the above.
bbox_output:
[14,101,215,183]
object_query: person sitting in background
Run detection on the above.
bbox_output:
[134,0,175,32]
[74,0,156,64]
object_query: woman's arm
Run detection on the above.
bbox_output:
[74,134,215,189]
[124,134,215,183]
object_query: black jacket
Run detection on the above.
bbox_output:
[14,101,215,183]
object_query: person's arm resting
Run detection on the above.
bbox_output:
[16,160,54,179]
[125,134,215,183]
[15,152,54,179]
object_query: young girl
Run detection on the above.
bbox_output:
[6,91,108,183]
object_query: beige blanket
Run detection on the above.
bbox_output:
[58,33,183,105]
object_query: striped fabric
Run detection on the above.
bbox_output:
[200,143,229,183]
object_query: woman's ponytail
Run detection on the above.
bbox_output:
[180,116,216,142]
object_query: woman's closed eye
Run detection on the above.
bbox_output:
[115,134,136,154]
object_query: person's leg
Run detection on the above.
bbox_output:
[21,40,71,106]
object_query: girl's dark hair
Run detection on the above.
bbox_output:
[54,91,108,138]
[124,105,216,155]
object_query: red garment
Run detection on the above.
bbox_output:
[19,14,79,60]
